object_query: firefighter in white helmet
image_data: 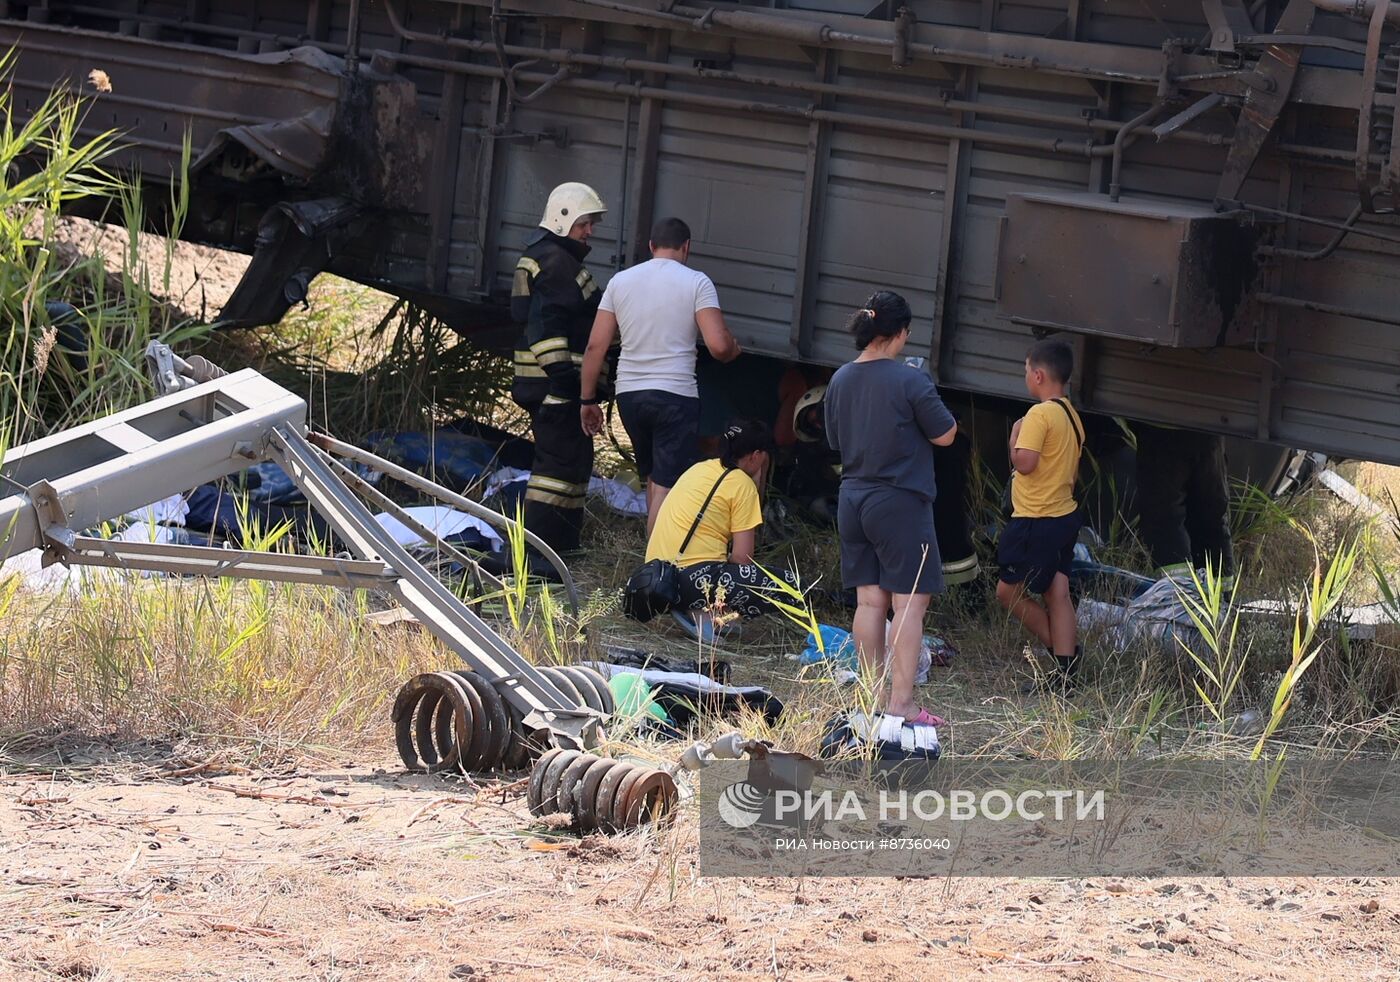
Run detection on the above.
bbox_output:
[509,182,607,552]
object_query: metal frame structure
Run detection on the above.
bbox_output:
[0,345,597,751]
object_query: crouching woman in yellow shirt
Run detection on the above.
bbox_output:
[645,420,800,631]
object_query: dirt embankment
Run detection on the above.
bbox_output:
[1,741,1397,982]
[51,215,250,323]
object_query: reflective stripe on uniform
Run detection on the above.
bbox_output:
[941,553,981,585]
[1157,562,1194,578]
[531,336,572,367]
[513,349,547,378]
[542,394,572,406]
[512,257,540,300]
[526,471,588,510]
[528,474,587,496]
[576,268,598,300]
[526,487,587,509]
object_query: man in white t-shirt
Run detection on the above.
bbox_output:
[580,217,742,533]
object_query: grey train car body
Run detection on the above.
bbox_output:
[4,0,1399,464]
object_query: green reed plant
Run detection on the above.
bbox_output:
[1251,532,1359,759]
[1173,560,1250,729]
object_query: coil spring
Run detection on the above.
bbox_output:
[392,665,614,774]
[527,750,678,833]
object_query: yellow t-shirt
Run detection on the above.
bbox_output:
[645,458,763,568]
[1010,398,1083,519]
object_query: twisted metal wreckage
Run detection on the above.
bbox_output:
[0,343,727,833]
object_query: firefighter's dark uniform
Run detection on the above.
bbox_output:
[510,229,601,553]
[1133,422,1235,580]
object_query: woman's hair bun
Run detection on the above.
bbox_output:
[848,291,913,350]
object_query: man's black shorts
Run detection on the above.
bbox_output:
[997,512,1080,594]
[616,389,700,487]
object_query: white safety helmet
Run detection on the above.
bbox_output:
[793,384,828,443]
[539,182,607,236]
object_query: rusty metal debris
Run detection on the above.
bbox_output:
[528,750,678,833]
[393,666,613,774]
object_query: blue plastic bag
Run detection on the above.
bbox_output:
[798,624,859,669]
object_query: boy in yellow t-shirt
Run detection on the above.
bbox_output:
[996,339,1085,693]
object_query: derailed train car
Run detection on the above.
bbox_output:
[2,0,1398,467]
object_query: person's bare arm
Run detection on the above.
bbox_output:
[930,422,958,447]
[1011,447,1041,474]
[730,528,756,565]
[580,310,618,400]
[696,307,741,363]
[579,310,618,435]
[1008,417,1040,474]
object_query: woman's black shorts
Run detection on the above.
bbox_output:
[837,486,943,595]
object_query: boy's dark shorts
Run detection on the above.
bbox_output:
[997,512,1081,595]
[616,389,700,487]
[838,486,944,595]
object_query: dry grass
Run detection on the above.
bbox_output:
[0,575,449,760]
[6,462,1396,770]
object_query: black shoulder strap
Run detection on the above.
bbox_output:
[678,467,736,557]
[1052,398,1083,449]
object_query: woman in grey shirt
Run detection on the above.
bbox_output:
[824,291,958,727]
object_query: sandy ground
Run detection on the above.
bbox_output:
[2,739,1397,982]
[52,216,249,322]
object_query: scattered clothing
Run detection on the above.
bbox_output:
[1078,573,1212,658]
[1068,543,1155,603]
[483,467,646,518]
[442,417,535,471]
[588,475,647,517]
[819,711,941,761]
[184,483,332,547]
[362,430,501,490]
[372,506,503,552]
[585,661,783,726]
[243,461,304,505]
[600,643,732,683]
[797,623,955,685]
[124,494,189,528]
